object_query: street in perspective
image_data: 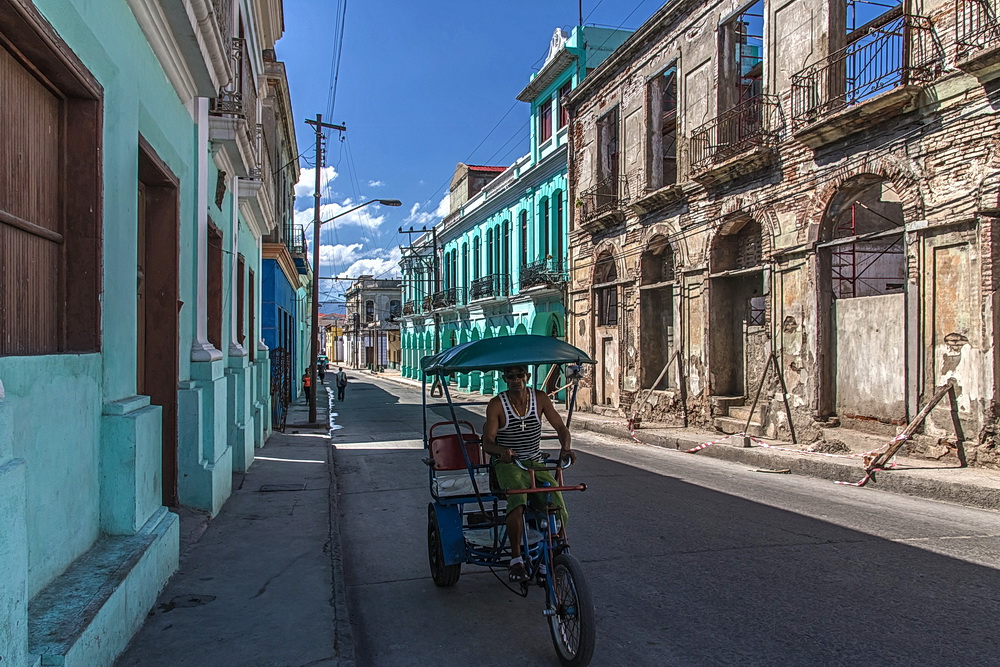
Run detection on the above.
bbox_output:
[6,0,1000,665]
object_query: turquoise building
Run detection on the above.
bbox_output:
[399,26,632,391]
[0,0,296,663]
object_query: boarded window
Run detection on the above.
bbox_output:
[0,10,102,356]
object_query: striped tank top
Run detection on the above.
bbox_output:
[496,390,543,462]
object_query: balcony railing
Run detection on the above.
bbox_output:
[957,0,1000,57]
[210,37,259,159]
[690,94,781,169]
[578,175,630,227]
[288,224,306,254]
[430,287,465,310]
[791,10,939,126]
[519,259,566,290]
[403,301,416,315]
[470,274,511,300]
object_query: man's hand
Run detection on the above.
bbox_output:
[500,448,515,463]
[560,449,576,464]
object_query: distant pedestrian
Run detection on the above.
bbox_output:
[302,371,312,402]
[318,365,326,383]
[336,367,347,401]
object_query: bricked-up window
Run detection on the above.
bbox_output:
[207,224,224,350]
[539,97,553,143]
[237,254,246,345]
[558,81,572,128]
[0,2,102,355]
[647,67,678,190]
[594,252,618,327]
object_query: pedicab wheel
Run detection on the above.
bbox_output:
[427,504,462,586]
[548,552,595,667]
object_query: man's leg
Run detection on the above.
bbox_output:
[506,504,524,559]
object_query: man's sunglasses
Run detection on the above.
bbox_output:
[504,372,527,379]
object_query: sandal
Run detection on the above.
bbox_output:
[508,561,529,583]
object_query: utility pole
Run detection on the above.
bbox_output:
[305,113,346,425]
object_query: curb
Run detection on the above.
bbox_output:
[317,383,355,666]
[372,373,999,511]
[576,418,1000,512]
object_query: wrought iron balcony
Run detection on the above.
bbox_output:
[519,259,567,290]
[403,301,416,316]
[210,37,259,161]
[470,274,511,300]
[578,175,630,232]
[791,10,939,127]
[690,94,781,171]
[430,287,464,310]
[957,0,1000,62]
[287,224,306,255]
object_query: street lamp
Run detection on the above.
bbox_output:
[309,198,401,424]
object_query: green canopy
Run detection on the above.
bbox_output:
[420,335,595,375]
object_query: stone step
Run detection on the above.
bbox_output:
[727,405,762,422]
[710,395,745,412]
[714,416,763,437]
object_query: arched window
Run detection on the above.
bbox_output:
[554,191,564,269]
[540,197,550,259]
[461,242,469,287]
[473,236,481,279]
[641,235,675,285]
[520,210,528,267]
[502,220,511,274]
[486,228,494,275]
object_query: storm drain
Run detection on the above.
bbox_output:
[258,483,307,492]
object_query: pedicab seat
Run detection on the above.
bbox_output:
[429,421,491,498]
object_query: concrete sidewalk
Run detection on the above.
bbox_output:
[374,369,1000,511]
[115,381,352,667]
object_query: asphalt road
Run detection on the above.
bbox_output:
[333,375,1000,666]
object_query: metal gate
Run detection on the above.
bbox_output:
[270,347,291,432]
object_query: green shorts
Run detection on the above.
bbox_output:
[492,458,568,526]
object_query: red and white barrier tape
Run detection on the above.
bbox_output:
[615,417,908,487]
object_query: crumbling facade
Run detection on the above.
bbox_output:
[566,0,1000,464]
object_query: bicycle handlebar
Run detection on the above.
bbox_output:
[513,456,572,471]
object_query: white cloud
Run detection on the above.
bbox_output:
[315,244,403,280]
[294,166,338,200]
[295,200,388,236]
[404,193,450,227]
[367,180,384,187]
[319,243,364,268]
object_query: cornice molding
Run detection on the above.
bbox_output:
[127,0,200,106]
[263,242,300,287]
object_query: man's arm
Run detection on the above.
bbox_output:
[481,398,513,462]
[536,390,575,463]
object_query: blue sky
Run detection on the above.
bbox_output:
[276,0,665,310]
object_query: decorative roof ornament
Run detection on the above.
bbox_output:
[544,28,570,67]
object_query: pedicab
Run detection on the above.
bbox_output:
[421,335,597,666]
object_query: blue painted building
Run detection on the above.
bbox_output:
[399,25,632,392]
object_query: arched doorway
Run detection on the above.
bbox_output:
[640,235,677,391]
[592,250,620,407]
[818,177,907,423]
[709,217,767,398]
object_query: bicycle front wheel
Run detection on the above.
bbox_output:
[548,552,595,666]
